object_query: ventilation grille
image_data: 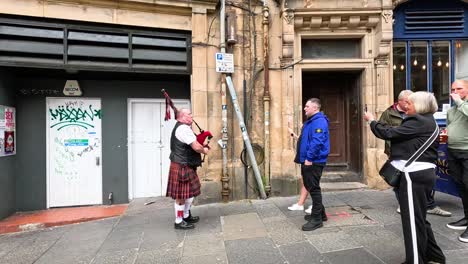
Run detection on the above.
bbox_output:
[405,9,464,34]
[0,19,190,74]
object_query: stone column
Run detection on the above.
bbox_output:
[191,7,209,177]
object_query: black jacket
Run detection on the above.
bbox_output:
[370,113,439,163]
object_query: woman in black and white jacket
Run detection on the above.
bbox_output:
[364,91,445,264]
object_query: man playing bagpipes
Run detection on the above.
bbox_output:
[162,90,212,229]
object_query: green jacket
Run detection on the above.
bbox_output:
[378,103,404,156]
[447,98,468,150]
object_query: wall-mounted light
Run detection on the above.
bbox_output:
[456,42,462,49]
[400,65,405,70]
[445,62,450,68]
[437,60,442,67]
[422,65,426,70]
[413,59,418,66]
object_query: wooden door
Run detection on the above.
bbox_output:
[320,87,346,164]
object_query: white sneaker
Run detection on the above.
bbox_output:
[287,203,304,211]
[305,205,312,214]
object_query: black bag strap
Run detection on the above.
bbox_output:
[404,121,439,168]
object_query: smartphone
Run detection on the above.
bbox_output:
[364,104,368,112]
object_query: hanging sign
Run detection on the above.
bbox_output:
[63,80,82,96]
[0,105,16,156]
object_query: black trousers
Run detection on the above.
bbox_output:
[394,187,436,209]
[448,148,468,219]
[301,164,324,216]
[399,168,445,264]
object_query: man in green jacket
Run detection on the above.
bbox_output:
[379,90,451,217]
[446,79,468,243]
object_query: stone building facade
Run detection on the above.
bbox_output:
[1,0,449,216]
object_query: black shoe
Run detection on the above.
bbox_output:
[174,220,195,230]
[302,219,323,231]
[459,228,468,243]
[183,210,200,224]
[447,218,468,230]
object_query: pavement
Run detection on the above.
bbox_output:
[0,188,468,264]
[0,205,128,234]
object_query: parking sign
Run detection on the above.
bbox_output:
[215,53,234,73]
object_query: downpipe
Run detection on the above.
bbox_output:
[220,0,230,202]
[262,3,271,195]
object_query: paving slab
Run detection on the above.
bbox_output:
[135,247,181,264]
[279,241,330,264]
[180,252,228,264]
[253,200,288,223]
[91,248,138,264]
[221,213,267,241]
[264,220,306,245]
[225,237,284,264]
[305,230,362,253]
[182,233,224,256]
[323,247,386,264]
[341,225,405,264]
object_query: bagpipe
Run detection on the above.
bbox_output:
[161,89,213,149]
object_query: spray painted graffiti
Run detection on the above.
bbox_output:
[49,103,102,130]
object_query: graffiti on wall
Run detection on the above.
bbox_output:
[49,101,102,130]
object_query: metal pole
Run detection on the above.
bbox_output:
[220,0,230,202]
[226,76,267,199]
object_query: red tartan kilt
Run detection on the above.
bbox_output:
[166,162,201,200]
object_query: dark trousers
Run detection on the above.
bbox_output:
[394,187,436,209]
[399,168,445,264]
[448,148,468,219]
[301,164,324,216]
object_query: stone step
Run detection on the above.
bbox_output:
[321,171,361,182]
[321,182,368,192]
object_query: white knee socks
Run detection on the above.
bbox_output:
[184,197,194,218]
[174,202,185,224]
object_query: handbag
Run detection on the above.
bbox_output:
[379,122,439,187]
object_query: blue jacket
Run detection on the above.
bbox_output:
[295,112,330,164]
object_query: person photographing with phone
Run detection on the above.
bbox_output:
[364,92,445,264]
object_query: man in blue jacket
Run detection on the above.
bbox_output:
[294,98,330,231]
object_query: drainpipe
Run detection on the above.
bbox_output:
[262,2,271,195]
[220,0,230,202]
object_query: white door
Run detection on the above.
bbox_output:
[128,99,190,199]
[47,98,103,207]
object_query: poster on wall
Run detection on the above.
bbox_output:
[0,105,16,156]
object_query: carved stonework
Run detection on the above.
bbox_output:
[283,8,294,25]
[375,57,390,66]
[392,0,410,8]
[382,10,392,23]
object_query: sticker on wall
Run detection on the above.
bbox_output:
[0,105,16,157]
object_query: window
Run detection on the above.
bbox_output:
[393,42,406,100]
[301,39,361,59]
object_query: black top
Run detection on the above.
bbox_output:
[169,122,202,167]
[370,113,439,163]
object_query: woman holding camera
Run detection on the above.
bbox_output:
[364,91,445,264]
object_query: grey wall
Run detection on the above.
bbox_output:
[0,69,16,219]
[14,70,189,210]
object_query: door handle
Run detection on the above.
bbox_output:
[96,157,100,166]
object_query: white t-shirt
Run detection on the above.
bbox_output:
[175,124,196,145]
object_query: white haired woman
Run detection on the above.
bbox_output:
[364,91,445,264]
